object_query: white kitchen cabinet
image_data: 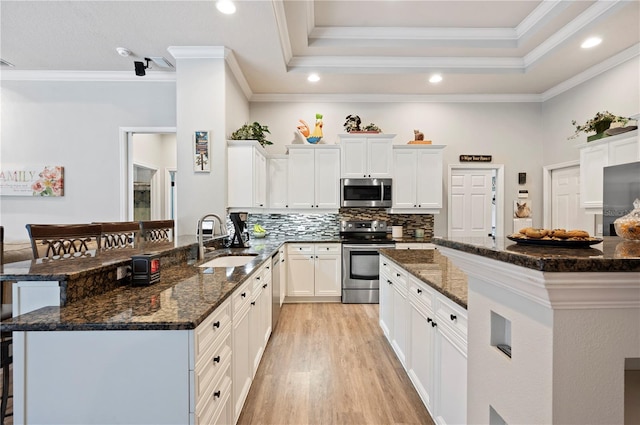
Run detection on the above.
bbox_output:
[232,278,252,423]
[339,133,395,178]
[390,265,408,367]
[286,243,341,299]
[287,145,340,210]
[268,155,288,209]
[408,281,436,413]
[379,259,393,338]
[392,145,445,213]
[380,255,468,425]
[248,262,272,379]
[579,129,639,213]
[228,141,267,210]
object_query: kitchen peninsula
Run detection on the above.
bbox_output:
[433,236,640,424]
[0,236,287,425]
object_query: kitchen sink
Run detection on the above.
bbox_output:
[199,254,258,268]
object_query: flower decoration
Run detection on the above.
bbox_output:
[568,111,630,140]
[32,166,64,196]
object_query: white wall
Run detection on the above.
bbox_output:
[250,101,544,237]
[0,81,175,241]
[541,57,640,166]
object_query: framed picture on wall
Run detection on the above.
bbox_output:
[193,131,210,172]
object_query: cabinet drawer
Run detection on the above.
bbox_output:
[314,243,341,254]
[252,266,265,291]
[436,297,468,340]
[195,363,232,425]
[380,257,393,277]
[193,299,231,369]
[288,243,313,254]
[232,279,251,318]
[194,333,232,410]
[408,277,434,312]
[388,262,407,289]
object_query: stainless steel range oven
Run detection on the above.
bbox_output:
[341,220,395,303]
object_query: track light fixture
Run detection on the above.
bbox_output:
[134,58,151,76]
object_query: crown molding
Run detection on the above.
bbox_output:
[272,0,293,63]
[287,55,525,73]
[167,46,227,59]
[515,0,567,40]
[541,42,640,101]
[250,93,542,103]
[223,49,252,100]
[0,70,176,82]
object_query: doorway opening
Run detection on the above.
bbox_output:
[118,127,177,222]
[448,164,505,238]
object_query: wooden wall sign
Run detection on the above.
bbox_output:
[459,154,492,162]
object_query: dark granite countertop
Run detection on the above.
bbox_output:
[433,236,640,272]
[380,248,467,308]
[0,235,342,332]
[0,238,284,332]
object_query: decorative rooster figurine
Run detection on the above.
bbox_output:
[297,113,323,144]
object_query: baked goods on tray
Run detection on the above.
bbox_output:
[509,227,597,242]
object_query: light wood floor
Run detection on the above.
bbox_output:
[237,303,435,425]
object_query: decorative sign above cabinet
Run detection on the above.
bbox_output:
[459,155,492,162]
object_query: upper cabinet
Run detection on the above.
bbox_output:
[268,155,288,209]
[287,145,341,210]
[339,134,395,178]
[228,141,267,210]
[579,130,639,213]
[392,145,445,213]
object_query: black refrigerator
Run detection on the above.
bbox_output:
[603,161,640,236]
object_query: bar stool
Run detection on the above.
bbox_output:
[26,223,102,259]
[95,222,140,250]
[139,220,175,244]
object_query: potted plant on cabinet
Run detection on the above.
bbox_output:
[568,111,631,142]
[230,122,272,147]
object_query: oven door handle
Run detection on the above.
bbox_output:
[380,180,385,202]
[342,244,395,250]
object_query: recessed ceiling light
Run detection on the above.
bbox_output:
[308,73,320,82]
[429,74,443,84]
[581,37,602,49]
[216,0,236,14]
[116,47,132,57]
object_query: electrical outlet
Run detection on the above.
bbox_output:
[117,266,128,280]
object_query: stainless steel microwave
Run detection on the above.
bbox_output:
[341,178,392,208]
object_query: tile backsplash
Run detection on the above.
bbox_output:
[246,208,434,240]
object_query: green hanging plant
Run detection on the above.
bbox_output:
[230,122,273,147]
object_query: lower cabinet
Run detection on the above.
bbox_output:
[380,255,468,425]
[286,243,341,299]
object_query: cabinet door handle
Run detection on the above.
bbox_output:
[450,314,457,321]
[241,292,247,298]
[213,390,221,399]
[427,317,432,323]
[431,321,437,328]
[383,262,387,266]
[251,301,256,306]
[213,321,220,329]
[263,283,268,289]
[213,356,221,364]
[417,288,422,294]
[266,266,270,270]
[387,280,392,285]
[396,273,401,277]
[281,259,285,263]
[257,276,261,280]
[414,205,417,208]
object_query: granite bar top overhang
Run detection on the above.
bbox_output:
[0,235,342,332]
[433,236,640,272]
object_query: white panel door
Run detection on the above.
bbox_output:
[450,169,493,237]
[551,165,593,235]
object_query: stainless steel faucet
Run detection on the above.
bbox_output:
[197,214,228,259]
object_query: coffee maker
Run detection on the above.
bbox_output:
[229,212,249,247]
